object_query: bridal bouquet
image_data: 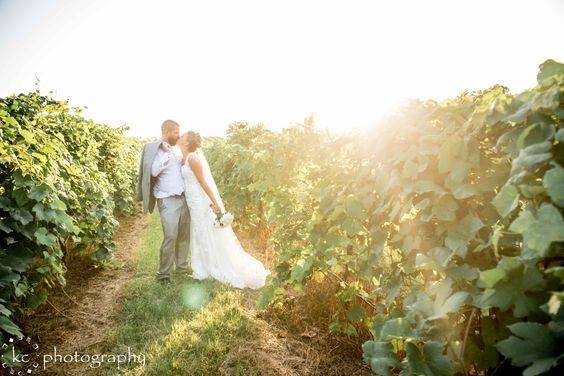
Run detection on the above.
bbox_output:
[212,208,234,228]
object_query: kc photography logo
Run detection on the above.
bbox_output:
[1,336,146,373]
[1,336,41,375]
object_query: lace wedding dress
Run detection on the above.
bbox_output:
[181,150,270,289]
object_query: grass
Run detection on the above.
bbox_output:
[103,212,263,375]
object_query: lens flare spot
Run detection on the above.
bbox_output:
[180,283,210,310]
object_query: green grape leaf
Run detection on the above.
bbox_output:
[496,321,564,376]
[32,203,48,221]
[511,150,552,175]
[0,265,21,286]
[344,324,357,336]
[0,219,12,233]
[543,165,564,207]
[537,59,564,83]
[12,188,29,207]
[257,284,284,309]
[362,341,399,376]
[414,198,431,210]
[413,180,443,194]
[415,248,452,273]
[34,227,58,247]
[423,278,470,320]
[409,292,434,318]
[380,318,415,340]
[555,128,564,142]
[447,264,479,281]
[50,198,67,211]
[432,194,458,221]
[445,214,484,258]
[477,257,546,317]
[346,305,366,323]
[492,184,519,217]
[516,123,555,150]
[497,126,525,153]
[28,183,50,201]
[452,184,479,199]
[448,160,472,184]
[290,256,312,284]
[384,282,401,306]
[52,210,76,232]
[26,288,48,310]
[343,217,363,236]
[521,141,552,156]
[402,341,453,376]
[0,249,32,273]
[0,315,23,337]
[402,160,418,179]
[12,209,33,225]
[344,195,364,220]
[518,184,545,199]
[429,291,469,320]
[0,302,10,316]
[509,203,564,256]
[18,129,35,144]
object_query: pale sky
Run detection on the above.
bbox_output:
[0,0,563,138]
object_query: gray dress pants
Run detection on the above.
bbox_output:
[156,195,190,279]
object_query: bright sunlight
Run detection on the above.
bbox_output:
[0,0,562,137]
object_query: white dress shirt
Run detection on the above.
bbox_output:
[151,144,185,199]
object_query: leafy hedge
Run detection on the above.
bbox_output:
[0,92,140,346]
[206,59,564,375]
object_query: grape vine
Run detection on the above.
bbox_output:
[206,60,564,375]
[0,91,141,349]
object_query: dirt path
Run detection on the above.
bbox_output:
[17,214,372,376]
[22,212,150,375]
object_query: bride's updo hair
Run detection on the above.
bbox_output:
[184,131,202,150]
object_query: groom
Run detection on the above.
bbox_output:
[136,119,191,283]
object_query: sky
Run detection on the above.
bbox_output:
[0,0,563,138]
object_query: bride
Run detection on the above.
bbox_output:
[178,131,270,289]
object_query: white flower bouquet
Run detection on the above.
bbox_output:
[212,209,234,228]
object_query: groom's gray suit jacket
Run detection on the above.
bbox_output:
[136,141,162,213]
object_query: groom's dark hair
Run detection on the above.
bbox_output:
[161,119,180,133]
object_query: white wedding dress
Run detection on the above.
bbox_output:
[181,150,270,289]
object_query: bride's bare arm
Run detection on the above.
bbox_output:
[187,154,221,213]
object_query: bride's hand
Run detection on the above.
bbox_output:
[160,142,171,152]
[210,202,221,214]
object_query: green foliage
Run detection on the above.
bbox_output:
[206,59,564,374]
[362,341,398,375]
[0,91,140,343]
[496,321,564,376]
